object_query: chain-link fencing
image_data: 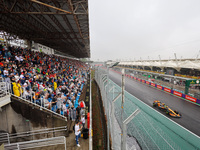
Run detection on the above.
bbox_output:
[95,67,200,150]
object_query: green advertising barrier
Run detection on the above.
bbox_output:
[185,79,200,94]
[108,80,200,150]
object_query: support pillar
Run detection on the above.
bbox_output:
[26,40,32,49]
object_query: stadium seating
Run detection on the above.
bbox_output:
[0,44,89,117]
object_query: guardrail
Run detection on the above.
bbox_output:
[95,67,200,150]
[0,79,67,121]
[4,136,66,150]
[0,82,10,97]
[0,126,67,145]
[0,82,11,108]
[11,94,67,120]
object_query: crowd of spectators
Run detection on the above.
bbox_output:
[0,44,89,120]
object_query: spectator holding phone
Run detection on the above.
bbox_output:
[75,120,82,147]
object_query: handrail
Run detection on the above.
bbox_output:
[0,126,67,144]
[0,79,70,121]
[11,94,67,120]
[4,136,66,150]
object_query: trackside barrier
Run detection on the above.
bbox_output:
[95,67,200,150]
[131,75,200,104]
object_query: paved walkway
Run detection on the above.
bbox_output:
[66,120,89,150]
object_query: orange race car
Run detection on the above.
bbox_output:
[166,108,181,118]
[153,100,168,111]
[153,100,181,118]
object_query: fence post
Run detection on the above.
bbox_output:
[31,92,32,102]
[122,109,140,150]
[40,97,43,109]
[20,87,23,99]
[9,82,12,94]
[5,82,7,94]
[64,137,66,150]
[7,133,10,145]
[34,92,36,104]
[107,67,110,150]
[111,101,114,150]
[17,143,20,150]
[111,93,121,150]
[121,68,125,150]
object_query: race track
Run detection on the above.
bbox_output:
[109,70,200,137]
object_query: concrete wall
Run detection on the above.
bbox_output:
[0,97,67,143]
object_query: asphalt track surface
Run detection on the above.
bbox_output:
[109,70,200,137]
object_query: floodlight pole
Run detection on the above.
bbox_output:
[121,68,125,150]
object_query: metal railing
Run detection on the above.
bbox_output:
[0,126,67,145]
[95,67,200,150]
[12,94,67,120]
[0,81,11,108]
[0,82,10,98]
[4,136,66,150]
[0,79,67,121]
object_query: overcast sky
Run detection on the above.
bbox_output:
[88,0,200,61]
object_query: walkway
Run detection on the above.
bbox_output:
[66,120,89,150]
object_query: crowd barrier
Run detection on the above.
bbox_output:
[112,69,200,105]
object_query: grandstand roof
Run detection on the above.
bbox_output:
[119,59,200,70]
[0,0,90,58]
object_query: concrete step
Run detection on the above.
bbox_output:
[0,95,11,108]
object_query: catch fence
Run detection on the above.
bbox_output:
[95,67,200,150]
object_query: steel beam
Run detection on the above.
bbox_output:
[31,0,72,14]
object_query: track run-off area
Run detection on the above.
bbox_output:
[109,69,200,137]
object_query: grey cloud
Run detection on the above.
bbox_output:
[89,0,200,61]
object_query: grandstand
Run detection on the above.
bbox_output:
[0,0,90,58]
[0,0,91,149]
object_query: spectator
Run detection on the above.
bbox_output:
[76,105,81,120]
[70,105,76,121]
[79,100,85,109]
[81,115,85,128]
[0,44,89,117]
[56,93,62,114]
[12,80,20,96]
[62,101,68,116]
[75,120,82,147]
[80,107,85,117]
[51,95,57,112]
